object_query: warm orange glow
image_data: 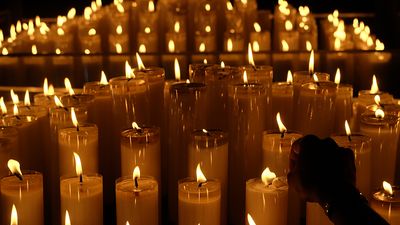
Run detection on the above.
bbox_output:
[284,20,293,31]
[286,70,293,84]
[227,38,233,52]
[138,44,146,53]
[43,78,49,94]
[203,59,208,64]
[220,61,225,68]
[299,6,310,17]
[100,71,108,85]
[65,210,71,225]
[375,108,385,119]
[253,22,261,32]
[10,89,19,104]
[174,21,180,33]
[205,25,211,33]
[383,181,393,195]
[64,78,75,95]
[374,95,381,106]
[144,27,151,34]
[174,58,181,81]
[84,49,91,55]
[136,52,146,70]
[84,7,92,20]
[375,39,385,51]
[312,73,319,82]
[132,122,141,130]
[116,3,125,13]
[13,104,18,116]
[35,16,41,27]
[309,50,314,75]
[0,97,7,114]
[370,75,379,94]
[196,163,207,183]
[276,112,287,133]
[11,204,17,225]
[252,41,260,52]
[133,166,140,180]
[54,96,64,107]
[96,0,102,7]
[345,120,351,136]
[2,48,8,55]
[168,40,175,53]
[199,43,206,52]
[226,1,234,11]
[261,167,276,186]
[88,28,96,36]
[31,45,38,55]
[7,159,23,178]
[148,0,155,12]
[73,152,83,176]
[205,3,211,11]
[91,1,98,12]
[334,68,341,84]
[67,8,76,19]
[48,85,55,95]
[57,28,65,36]
[248,43,255,66]
[281,40,289,52]
[247,214,256,225]
[306,41,312,51]
[243,71,248,84]
[115,43,122,54]
[125,61,133,79]
[116,25,123,35]
[71,107,79,128]
[24,90,30,106]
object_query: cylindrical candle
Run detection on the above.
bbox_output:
[0,127,18,176]
[334,84,353,134]
[371,184,400,224]
[1,171,44,225]
[271,82,294,130]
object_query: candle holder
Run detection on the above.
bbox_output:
[371,186,400,224]
[0,170,44,225]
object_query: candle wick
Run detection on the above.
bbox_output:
[72,95,77,100]
[27,106,31,110]
[280,131,285,138]
[79,174,83,183]
[347,135,352,142]
[14,172,23,181]
[63,107,69,112]
[251,65,257,71]
[198,181,206,188]
[76,125,80,132]
[16,115,21,120]
[134,177,139,188]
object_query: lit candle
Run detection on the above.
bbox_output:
[0,127,18,176]
[178,164,221,225]
[116,166,158,225]
[165,21,187,53]
[278,20,299,51]
[271,71,294,130]
[246,167,288,225]
[332,121,372,196]
[371,181,400,224]
[333,68,354,134]
[58,107,99,176]
[33,78,61,108]
[220,36,245,66]
[188,63,212,83]
[60,152,103,225]
[360,109,399,190]
[60,78,95,107]
[1,159,43,225]
[249,22,271,51]
[188,129,228,225]
[228,71,266,225]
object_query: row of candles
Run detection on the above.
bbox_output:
[0,47,398,225]
[0,0,386,57]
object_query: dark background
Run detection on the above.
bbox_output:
[0,0,399,48]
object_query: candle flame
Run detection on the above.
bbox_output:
[286,70,293,84]
[383,181,393,195]
[88,28,96,36]
[10,89,19,104]
[174,58,181,81]
[54,96,64,107]
[64,78,75,95]
[276,112,287,133]
[248,43,255,66]
[84,7,92,20]
[71,107,79,128]
[148,0,155,12]
[253,22,261,32]
[247,214,256,225]
[0,97,7,114]
[13,105,18,116]
[116,3,125,13]
[11,204,17,225]
[96,0,102,7]
[306,41,312,51]
[84,49,91,55]
[116,25,123,34]
[374,95,381,106]
[132,122,141,130]
[202,129,208,133]
[2,48,9,55]
[136,52,146,70]
[73,152,83,176]
[7,159,23,178]
[125,61,133,79]
[65,210,71,225]
[100,71,108,85]
[199,43,206,52]
[312,73,319,82]
[57,28,65,36]
[48,85,55,95]
[31,45,38,55]
[67,8,76,19]
[126,222,130,225]
[174,21,180,33]
[91,1,98,12]
[203,59,208,64]
[205,25,211,33]
[35,16,41,27]
[133,166,140,180]
[252,41,260,52]
[221,61,225,68]
[226,1,233,10]
[370,75,379,94]
[205,3,211,11]
[334,68,341,84]
[375,108,385,119]
[261,167,276,186]
[24,90,30,106]
[138,44,146,53]
[115,43,123,54]
[285,20,293,31]
[227,38,233,52]
[196,163,207,183]
[243,71,248,84]
[345,120,351,136]
[309,50,314,75]
[281,40,289,52]
[168,39,175,53]
[375,39,385,51]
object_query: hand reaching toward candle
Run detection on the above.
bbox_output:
[287,135,388,225]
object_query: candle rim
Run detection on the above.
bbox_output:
[1,170,43,189]
[360,112,398,126]
[58,123,98,132]
[83,81,111,96]
[121,125,160,143]
[116,175,158,193]
[246,177,289,191]
[170,82,206,93]
[1,114,38,126]
[373,186,400,203]
[191,129,228,147]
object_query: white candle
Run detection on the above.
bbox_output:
[371,181,400,224]
[271,80,294,130]
[116,166,158,225]
[334,74,353,135]
[60,153,103,225]
[1,160,43,225]
[178,164,221,225]
[246,168,288,225]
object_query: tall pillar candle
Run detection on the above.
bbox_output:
[188,129,228,225]
[167,82,207,225]
[1,168,43,225]
[246,169,288,225]
[116,167,158,225]
[360,110,399,190]
[228,77,266,225]
[204,65,242,131]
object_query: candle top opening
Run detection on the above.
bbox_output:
[191,129,228,148]
[374,186,400,204]
[121,126,160,144]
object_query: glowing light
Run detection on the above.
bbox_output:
[306,41,312,51]
[84,49,91,54]
[125,61,133,79]
[13,104,18,116]
[252,41,260,52]
[205,3,211,11]
[199,43,206,52]
[375,39,385,51]
[221,61,225,68]
[247,214,256,225]
[174,21,180,33]
[370,75,379,94]
[196,164,207,183]
[138,44,146,53]
[2,48,8,55]
[7,159,23,178]
[88,28,96,36]
[286,70,293,84]
[174,58,181,80]
[57,28,65,36]
[0,97,7,114]
[84,7,92,20]
[133,166,140,181]
[227,38,233,52]
[73,152,83,176]
[261,167,276,185]
[374,95,381,106]
[334,68,341,84]
[11,204,18,225]
[334,38,341,51]
[226,1,234,11]
[64,78,75,95]
[115,43,122,54]
[100,71,108,85]
[345,120,351,136]
[308,50,314,75]
[116,3,125,13]
[285,20,293,31]
[116,25,123,34]
[54,96,64,107]
[10,89,19,104]
[65,210,71,225]
[276,112,287,133]
[31,45,38,55]
[205,25,211,33]
[243,71,248,84]
[148,1,155,12]
[383,181,393,195]
[281,40,289,52]
[375,108,384,119]
[253,22,261,32]
[248,43,255,66]
[144,27,151,34]
[35,16,41,27]
[24,90,30,106]
[168,40,175,53]
[132,122,141,130]
[67,8,76,19]
[136,52,146,70]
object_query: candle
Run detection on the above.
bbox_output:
[165,21,187,53]
[0,127,18,176]
[332,122,372,196]
[188,129,228,225]
[263,113,302,175]
[333,69,353,134]
[278,20,299,51]
[60,153,103,225]
[371,181,400,224]
[360,109,399,190]
[116,166,158,225]
[228,71,266,225]
[178,164,221,225]
[33,78,60,108]
[296,81,337,138]
[189,63,212,83]
[58,108,99,176]
[246,167,288,225]
[220,36,245,66]
[167,82,207,225]
[271,71,294,130]
[250,22,271,51]
[120,122,160,182]
[204,64,242,131]
[1,159,43,225]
